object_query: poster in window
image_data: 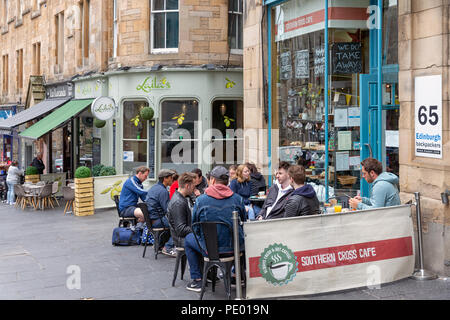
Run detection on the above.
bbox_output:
[314,45,325,77]
[295,50,309,79]
[280,51,292,80]
[331,42,362,75]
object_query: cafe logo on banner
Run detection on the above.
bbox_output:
[259,243,298,286]
[92,96,116,121]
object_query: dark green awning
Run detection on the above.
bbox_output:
[19,99,94,140]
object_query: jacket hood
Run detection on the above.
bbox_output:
[251,172,264,180]
[205,184,234,200]
[292,184,317,198]
[374,172,399,186]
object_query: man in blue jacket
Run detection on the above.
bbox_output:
[349,158,401,210]
[184,166,246,292]
[118,166,150,223]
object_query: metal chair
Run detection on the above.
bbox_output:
[172,247,187,287]
[137,202,170,260]
[62,186,75,215]
[113,195,137,228]
[191,221,237,300]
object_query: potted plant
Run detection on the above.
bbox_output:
[74,166,94,216]
[25,166,40,183]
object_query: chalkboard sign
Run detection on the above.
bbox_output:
[280,51,292,80]
[295,50,309,79]
[331,42,362,75]
[314,45,325,77]
[148,120,156,179]
[92,138,101,167]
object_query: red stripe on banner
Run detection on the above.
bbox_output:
[280,7,369,34]
[249,236,413,278]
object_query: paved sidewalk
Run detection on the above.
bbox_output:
[0,201,449,300]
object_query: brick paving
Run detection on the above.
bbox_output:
[0,201,449,300]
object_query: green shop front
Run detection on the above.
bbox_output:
[265,0,399,201]
[73,67,244,184]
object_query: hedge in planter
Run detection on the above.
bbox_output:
[25,166,40,183]
[99,166,116,177]
[74,166,94,216]
[75,166,92,179]
[92,164,104,177]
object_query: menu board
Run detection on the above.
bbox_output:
[148,121,156,179]
[280,51,292,80]
[92,138,101,167]
[314,45,325,76]
[331,42,362,75]
[295,50,309,79]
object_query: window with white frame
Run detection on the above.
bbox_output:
[228,0,243,51]
[151,0,179,52]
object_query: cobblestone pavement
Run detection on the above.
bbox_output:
[0,201,449,300]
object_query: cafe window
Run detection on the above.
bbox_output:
[160,99,198,173]
[123,100,149,175]
[77,109,94,169]
[272,0,370,200]
[51,127,64,173]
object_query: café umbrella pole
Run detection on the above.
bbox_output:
[232,210,243,300]
[410,192,437,280]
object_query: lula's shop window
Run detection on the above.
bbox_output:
[122,101,149,174]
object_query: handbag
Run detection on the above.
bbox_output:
[140,225,155,245]
[112,227,142,246]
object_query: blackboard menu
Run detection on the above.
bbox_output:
[148,120,156,179]
[295,50,309,79]
[280,51,292,80]
[314,45,325,76]
[331,42,362,75]
[92,138,101,167]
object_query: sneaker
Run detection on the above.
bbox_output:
[231,276,246,288]
[186,279,202,293]
[161,247,177,258]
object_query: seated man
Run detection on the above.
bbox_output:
[118,166,150,223]
[284,165,321,217]
[184,166,246,292]
[349,157,401,210]
[192,168,208,196]
[145,168,176,257]
[166,172,196,250]
[256,161,293,220]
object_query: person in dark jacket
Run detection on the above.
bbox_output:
[192,168,208,197]
[184,166,246,292]
[145,168,176,256]
[246,162,266,196]
[31,152,45,174]
[119,166,150,223]
[166,172,196,249]
[284,165,321,217]
[256,161,293,220]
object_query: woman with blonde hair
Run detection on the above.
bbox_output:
[229,164,255,220]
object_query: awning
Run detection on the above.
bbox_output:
[19,99,94,140]
[0,98,69,130]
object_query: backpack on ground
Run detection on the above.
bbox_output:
[112,227,142,246]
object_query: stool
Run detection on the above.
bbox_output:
[172,247,187,286]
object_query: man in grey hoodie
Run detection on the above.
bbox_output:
[349,157,401,210]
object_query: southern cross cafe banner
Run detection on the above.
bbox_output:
[244,205,415,299]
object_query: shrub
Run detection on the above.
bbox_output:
[140,107,154,120]
[99,166,116,176]
[92,164,104,177]
[25,166,39,175]
[75,166,92,179]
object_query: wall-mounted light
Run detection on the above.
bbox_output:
[441,189,450,205]
[181,103,187,114]
[220,102,226,116]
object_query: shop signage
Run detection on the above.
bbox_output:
[314,45,325,76]
[45,82,74,99]
[331,42,362,75]
[295,50,309,79]
[280,51,292,80]
[244,205,414,299]
[414,75,442,159]
[91,96,116,121]
[136,76,171,93]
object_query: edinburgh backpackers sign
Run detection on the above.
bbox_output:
[244,205,415,299]
[331,42,362,75]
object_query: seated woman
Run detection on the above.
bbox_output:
[229,164,255,220]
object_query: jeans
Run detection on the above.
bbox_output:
[246,205,255,220]
[184,232,205,280]
[151,216,174,250]
[6,182,15,204]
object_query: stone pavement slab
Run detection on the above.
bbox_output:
[0,201,449,300]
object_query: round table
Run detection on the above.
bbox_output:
[249,196,266,206]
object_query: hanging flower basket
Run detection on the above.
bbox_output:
[94,118,106,128]
[140,107,154,120]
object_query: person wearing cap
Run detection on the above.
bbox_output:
[184,166,246,292]
[145,168,176,257]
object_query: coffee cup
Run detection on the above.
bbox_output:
[269,262,293,281]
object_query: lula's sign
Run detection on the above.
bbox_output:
[136,76,171,93]
[91,96,116,121]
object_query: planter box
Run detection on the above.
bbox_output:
[74,177,94,216]
[93,174,130,210]
[25,174,40,183]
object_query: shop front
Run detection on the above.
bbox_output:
[0,104,20,171]
[74,68,243,185]
[266,0,399,201]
